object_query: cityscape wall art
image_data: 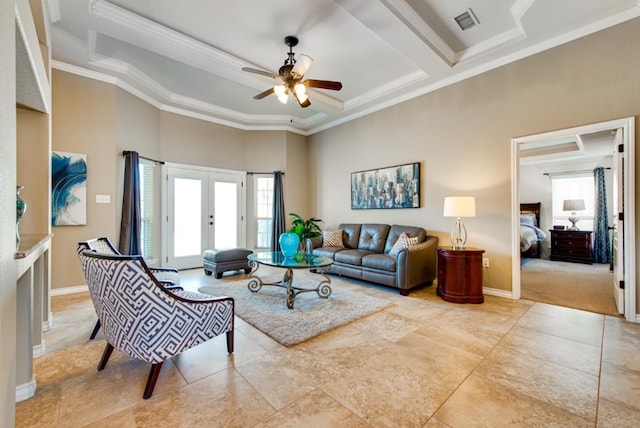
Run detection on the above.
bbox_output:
[351,162,420,209]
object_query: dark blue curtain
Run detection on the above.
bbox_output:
[592,167,611,263]
[119,151,142,255]
[271,171,286,251]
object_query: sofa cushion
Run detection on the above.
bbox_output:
[335,249,375,266]
[338,224,362,249]
[312,246,344,259]
[384,225,427,254]
[358,224,390,253]
[362,254,396,272]
[322,229,344,248]
[389,233,419,256]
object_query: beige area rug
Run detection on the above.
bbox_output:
[198,271,393,347]
[521,258,620,316]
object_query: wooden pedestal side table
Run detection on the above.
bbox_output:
[436,246,485,304]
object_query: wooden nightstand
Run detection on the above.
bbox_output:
[549,230,593,264]
[436,246,485,304]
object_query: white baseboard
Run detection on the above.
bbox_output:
[33,343,46,358]
[15,376,36,402]
[43,317,52,332]
[51,285,88,296]
[483,287,514,299]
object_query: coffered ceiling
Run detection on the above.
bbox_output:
[47,0,639,135]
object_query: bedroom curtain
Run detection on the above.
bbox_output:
[592,167,611,263]
[271,171,286,252]
[119,151,142,255]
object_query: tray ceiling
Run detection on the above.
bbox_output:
[48,0,640,135]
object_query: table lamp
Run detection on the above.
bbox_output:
[563,199,585,231]
[443,196,476,249]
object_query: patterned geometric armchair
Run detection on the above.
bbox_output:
[78,250,234,399]
[78,237,182,340]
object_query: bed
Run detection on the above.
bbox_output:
[520,202,546,258]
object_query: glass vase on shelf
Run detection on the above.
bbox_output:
[16,185,27,247]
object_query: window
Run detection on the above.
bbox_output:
[139,160,155,261]
[551,174,595,231]
[255,176,274,249]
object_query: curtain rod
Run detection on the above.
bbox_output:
[247,171,284,175]
[122,151,165,165]
[543,167,610,177]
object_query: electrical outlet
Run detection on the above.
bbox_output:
[482,257,490,268]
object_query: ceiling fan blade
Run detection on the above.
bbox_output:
[253,87,275,100]
[242,67,279,79]
[292,54,313,77]
[305,79,342,91]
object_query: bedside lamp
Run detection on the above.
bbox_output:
[443,196,476,249]
[563,199,585,231]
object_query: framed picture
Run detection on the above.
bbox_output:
[51,151,87,225]
[351,162,420,209]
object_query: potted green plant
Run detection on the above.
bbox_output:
[288,213,322,252]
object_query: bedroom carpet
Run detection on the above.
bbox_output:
[520,258,619,316]
[198,270,393,347]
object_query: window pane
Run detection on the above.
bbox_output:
[552,175,595,231]
[256,176,274,249]
[139,161,154,259]
[214,181,237,248]
[174,178,202,257]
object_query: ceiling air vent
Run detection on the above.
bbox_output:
[454,8,479,31]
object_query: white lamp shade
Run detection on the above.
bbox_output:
[292,54,313,77]
[563,199,585,211]
[443,196,476,218]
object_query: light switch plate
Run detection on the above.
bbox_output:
[96,194,111,204]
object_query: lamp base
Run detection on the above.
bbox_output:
[450,218,468,249]
[568,213,580,231]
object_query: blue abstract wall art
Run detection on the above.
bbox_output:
[52,151,87,226]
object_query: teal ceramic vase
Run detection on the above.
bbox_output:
[16,186,27,246]
[279,232,300,258]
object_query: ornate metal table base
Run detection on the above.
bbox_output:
[247,261,332,309]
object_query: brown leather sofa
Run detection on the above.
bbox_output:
[306,223,438,295]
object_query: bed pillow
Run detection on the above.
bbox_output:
[389,232,419,256]
[520,213,537,227]
[322,229,344,248]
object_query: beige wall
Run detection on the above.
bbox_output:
[309,19,640,295]
[51,71,302,287]
[50,71,118,289]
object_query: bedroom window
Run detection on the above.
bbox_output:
[551,174,595,231]
[255,176,274,249]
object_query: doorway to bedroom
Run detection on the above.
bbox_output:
[512,117,636,321]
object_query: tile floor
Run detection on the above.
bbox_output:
[15,268,640,427]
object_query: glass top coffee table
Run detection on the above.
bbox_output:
[247,252,334,309]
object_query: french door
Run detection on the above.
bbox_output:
[163,165,245,269]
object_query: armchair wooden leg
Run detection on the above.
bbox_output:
[226,330,234,354]
[98,343,114,371]
[143,363,163,399]
[89,319,101,340]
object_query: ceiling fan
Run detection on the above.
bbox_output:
[242,36,342,108]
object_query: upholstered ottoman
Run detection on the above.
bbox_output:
[203,248,253,279]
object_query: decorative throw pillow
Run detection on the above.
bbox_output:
[322,229,344,248]
[389,232,419,256]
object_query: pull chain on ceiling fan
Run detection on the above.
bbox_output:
[242,36,342,108]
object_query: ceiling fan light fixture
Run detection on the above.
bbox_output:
[294,83,308,103]
[292,54,313,78]
[274,84,289,104]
